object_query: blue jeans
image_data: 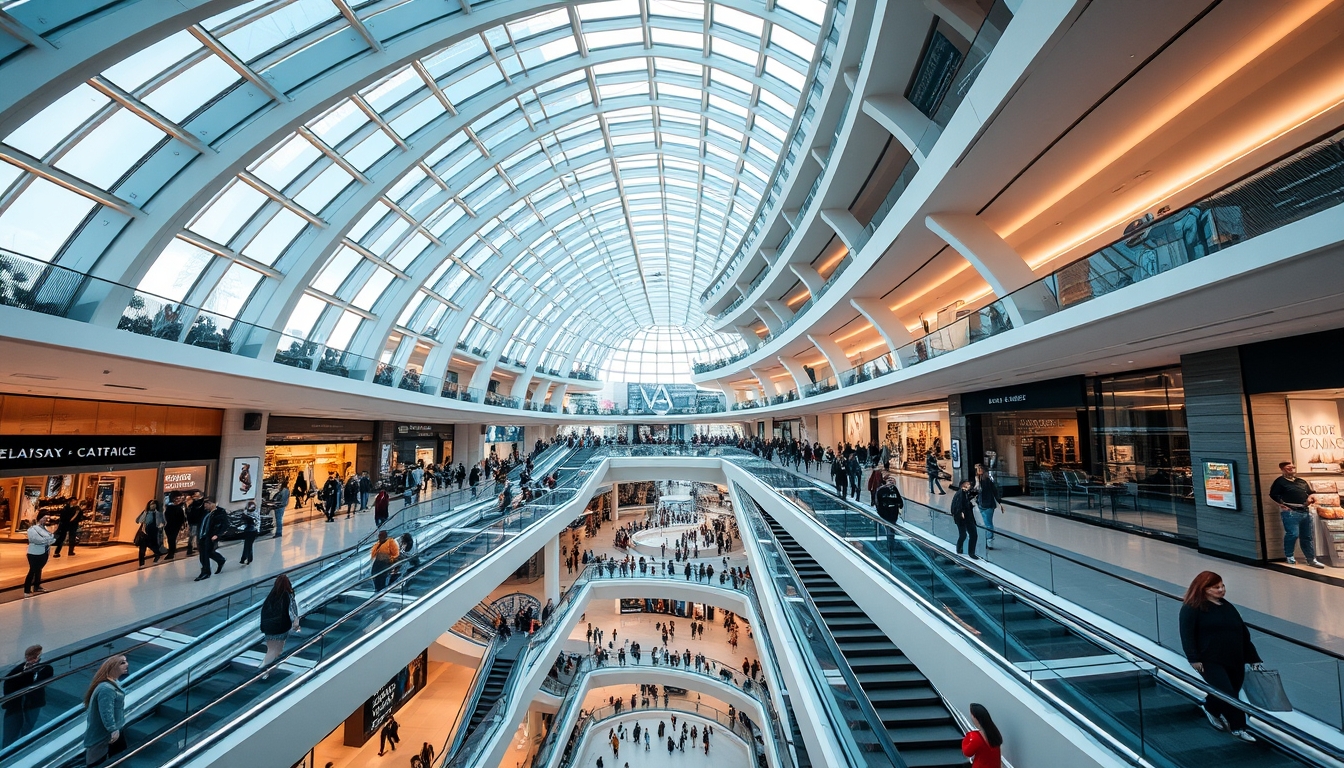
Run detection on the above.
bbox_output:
[928,473,945,494]
[1282,509,1316,560]
[273,507,285,538]
[360,490,369,509]
[980,506,996,546]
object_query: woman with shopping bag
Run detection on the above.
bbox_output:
[1179,571,1266,742]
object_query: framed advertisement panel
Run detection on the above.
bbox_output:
[1202,459,1237,510]
[230,456,260,502]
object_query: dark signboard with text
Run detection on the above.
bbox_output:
[0,435,222,471]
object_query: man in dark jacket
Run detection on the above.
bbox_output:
[185,490,207,556]
[51,500,84,558]
[2,644,53,746]
[194,497,228,581]
[830,457,848,498]
[847,455,862,500]
[163,492,188,559]
[950,479,977,558]
[321,474,341,522]
[926,450,946,495]
[975,467,1001,550]
[874,477,904,555]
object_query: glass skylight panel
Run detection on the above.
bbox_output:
[202,262,264,318]
[775,0,827,26]
[344,129,397,172]
[368,216,410,255]
[507,9,571,42]
[102,31,201,92]
[769,23,816,59]
[388,96,445,138]
[584,27,644,51]
[313,246,363,295]
[252,134,323,190]
[217,0,341,63]
[352,267,396,310]
[285,294,326,337]
[441,64,504,107]
[141,54,240,122]
[243,208,307,266]
[0,177,93,261]
[190,181,269,245]
[3,84,107,158]
[325,310,362,350]
[650,27,702,50]
[293,162,354,213]
[310,100,368,147]
[714,6,764,35]
[648,0,704,21]
[422,36,490,81]
[137,239,212,301]
[764,56,805,91]
[52,109,166,189]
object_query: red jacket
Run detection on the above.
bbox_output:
[962,731,1001,768]
[867,469,884,493]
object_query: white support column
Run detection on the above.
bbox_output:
[764,299,794,324]
[861,95,937,164]
[820,208,866,254]
[214,410,268,507]
[469,307,530,393]
[755,306,782,334]
[511,304,578,399]
[790,262,825,295]
[734,325,760,350]
[611,483,619,522]
[806,333,851,386]
[548,382,569,408]
[925,213,1058,326]
[777,356,810,392]
[759,248,779,268]
[850,297,917,366]
[750,366,780,398]
[544,536,560,604]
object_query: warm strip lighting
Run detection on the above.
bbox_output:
[1001,0,1338,239]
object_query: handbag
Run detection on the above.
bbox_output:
[1243,667,1292,712]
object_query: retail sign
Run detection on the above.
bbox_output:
[1288,400,1344,473]
[950,439,962,469]
[959,376,1087,414]
[0,435,220,471]
[163,466,208,493]
[346,650,428,745]
[1201,460,1238,510]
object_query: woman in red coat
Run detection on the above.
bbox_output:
[961,703,1002,768]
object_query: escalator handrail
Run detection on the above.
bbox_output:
[736,487,911,768]
[440,633,509,762]
[99,451,608,768]
[741,458,1344,763]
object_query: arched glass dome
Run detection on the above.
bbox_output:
[599,325,745,382]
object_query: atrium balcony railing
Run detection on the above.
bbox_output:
[699,0,851,306]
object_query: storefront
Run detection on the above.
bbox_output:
[0,396,221,545]
[773,418,801,442]
[953,371,1194,541]
[1233,329,1344,568]
[393,423,454,468]
[877,403,949,476]
[264,417,374,514]
[842,410,873,448]
[485,424,523,459]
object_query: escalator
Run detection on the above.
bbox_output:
[4,445,598,768]
[732,455,1331,768]
[761,511,966,768]
[465,644,521,735]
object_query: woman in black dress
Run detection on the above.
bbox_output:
[1179,570,1262,742]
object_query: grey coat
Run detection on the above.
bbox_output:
[83,680,125,749]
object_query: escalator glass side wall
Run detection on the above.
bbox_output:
[92,450,606,767]
[0,445,578,765]
[725,455,1336,768]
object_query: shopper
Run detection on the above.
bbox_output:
[830,455,848,498]
[271,483,290,539]
[378,714,400,755]
[23,514,55,596]
[52,499,84,558]
[259,575,301,680]
[134,500,166,566]
[321,473,341,522]
[344,475,359,517]
[974,466,1001,550]
[370,529,399,591]
[238,500,260,565]
[419,742,435,766]
[185,490,206,557]
[847,454,862,500]
[1269,461,1324,567]
[874,477,904,555]
[193,498,227,582]
[961,703,1002,767]
[927,450,946,495]
[373,487,390,527]
[866,466,884,506]
[359,471,372,511]
[82,655,128,766]
[950,479,978,558]
[3,644,53,746]
[163,493,187,559]
[1179,571,1261,741]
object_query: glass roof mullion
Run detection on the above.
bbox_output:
[331,0,384,53]
[0,144,138,217]
[297,126,373,184]
[86,75,213,156]
[0,8,48,50]
[186,24,286,104]
[343,239,411,281]
[350,94,410,150]
[306,289,376,321]
[177,230,283,281]
[411,59,459,116]
[237,171,327,228]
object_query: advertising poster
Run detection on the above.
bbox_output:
[230,456,260,502]
[1288,400,1344,473]
[1202,460,1237,510]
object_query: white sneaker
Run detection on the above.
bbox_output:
[1204,710,1227,732]
[1310,559,1326,569]
[1230,729,1256,743]
[1286,557,1296,565]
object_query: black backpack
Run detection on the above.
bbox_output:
[260,593,291,635]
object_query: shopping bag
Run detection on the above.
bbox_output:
[1243,668,1292,711]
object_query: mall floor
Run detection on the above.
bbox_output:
[567,708,750,768]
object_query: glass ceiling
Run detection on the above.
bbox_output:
[0,0,831,382]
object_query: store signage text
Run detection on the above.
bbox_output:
[986,394,1028,405]
[0,445,138,460]
[0,435,221,470]
[1297,424,1344,451]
